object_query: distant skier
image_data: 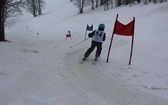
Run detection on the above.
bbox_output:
[66,31,71,40]
[82,23,106,61]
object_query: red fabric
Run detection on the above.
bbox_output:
[66,34,71,37]
[114,20,134,36]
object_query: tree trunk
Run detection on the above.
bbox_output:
[137,0,140,3]
[91,0,94,10]
[111,0,113,9]
[0,1,5,41]
[96,0,98,8]
[117,0,121,7]
[32,0,37,17]
[101,0,106,5]
[0,21,5,41]
[79,0,84,13]
[79,7,83,13]
[38,0,42,15]
[107,0,109,10]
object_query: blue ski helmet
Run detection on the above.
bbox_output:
[98,23,105,29]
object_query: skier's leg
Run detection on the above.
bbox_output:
[84,41,96,58]
[95,43,102,59]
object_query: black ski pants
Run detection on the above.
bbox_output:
[84,41,102,58]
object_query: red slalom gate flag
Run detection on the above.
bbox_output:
[114,20,134,36]
[106,14,135,65]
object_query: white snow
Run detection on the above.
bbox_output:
[1,0,168,105]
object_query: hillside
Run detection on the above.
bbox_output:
[1,0,168,105]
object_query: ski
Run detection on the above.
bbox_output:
[79,59,85,64]
[79,58,87,64]
[92,60,97,65]
[92,58,98,65]
[79,58,97,65]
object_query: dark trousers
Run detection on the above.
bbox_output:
[84,41,102,58]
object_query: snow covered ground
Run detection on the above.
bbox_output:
[0,0,168,105]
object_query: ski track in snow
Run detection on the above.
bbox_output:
[1,1,168,105]
[60,40,168,105]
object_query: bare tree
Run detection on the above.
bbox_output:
[73,0,85,13]
[104,0,110,10]
[100,0,106,5]
[25,0,45,17]
[0,0,24,41]
[96,0,99,8]
[91,0,94,10]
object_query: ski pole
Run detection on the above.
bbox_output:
[70,37,89,48]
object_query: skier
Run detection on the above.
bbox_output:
[82,23,106,61]
[66,31,71,40]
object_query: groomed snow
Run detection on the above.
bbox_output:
[0,0,168,105]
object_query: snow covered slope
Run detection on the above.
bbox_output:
[0,0,168,105]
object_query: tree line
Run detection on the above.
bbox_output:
[0,0,45,41]
[0,0,167,41]
[71,0,167,13]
